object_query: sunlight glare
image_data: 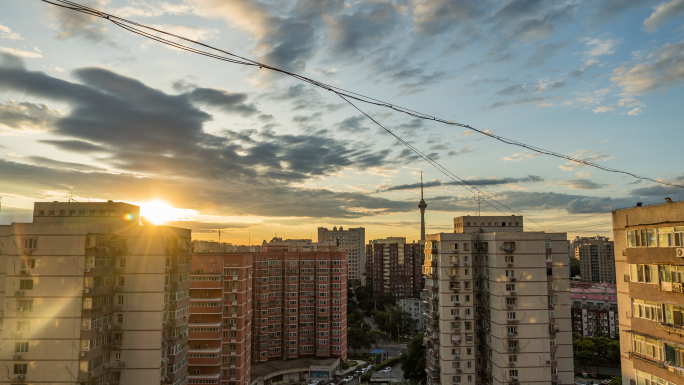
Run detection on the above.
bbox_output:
[139,200,176,225]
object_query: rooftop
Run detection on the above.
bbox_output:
[251,357,339,379]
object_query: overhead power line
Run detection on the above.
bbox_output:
[40,0,684,192]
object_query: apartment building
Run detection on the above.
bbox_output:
[318,227,364,283]
[399,297,425,332]
[613,201,684,385]
[261,237,337,252]
[575,236,616,283]
[0,201,191,385]
[423,215,572,385]
[365,238,424,299]
[570,282,619,337]
[187,251,348,384]
[188,254,253,385]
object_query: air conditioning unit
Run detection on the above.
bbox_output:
[80,351,86,357]
[13,375,25,382]
[16,307,24,312]
[15,290,25,297]
[507,262,514,267]
[19,268,29,275]
[89,371,95,378]
[510,291,517,296]
[546,360,551,364]
[509,363,516,367]
[677,248,684,258]
[508,333,516,337]
[84,268,91,273]
[98,326,103,332]
[464,262,469,266]
[13,354,23,360]
[509,277,517,281]
[511,376,518,380]
[83,288,90,294]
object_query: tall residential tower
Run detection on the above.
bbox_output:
[423,215,572,385]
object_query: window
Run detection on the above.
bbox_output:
[117,295,124,305]
[21,259,35,269]
[23,238,37,249]
[13,364,27,375]
[17,322,30,331]
[509,369,518,377]
[506,284,515,291]
[120,258,126,267]
[17,300,33,311]
[15,342,29,353]
[463,243,470,251]
[19,280,33,290]
[118,277,125,286]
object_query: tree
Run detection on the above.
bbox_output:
[347,322,373,355]
[609,377,622,385]
[570,257,580,277]
[401,333,426,385]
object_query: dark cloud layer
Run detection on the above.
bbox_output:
[377,175,544,192]
[0,54,391,185]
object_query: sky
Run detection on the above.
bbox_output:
[0,0,683,244]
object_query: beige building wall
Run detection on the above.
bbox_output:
[0,201,191,385]
[613,201,684,385]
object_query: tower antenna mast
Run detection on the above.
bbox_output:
[474,192,485,216]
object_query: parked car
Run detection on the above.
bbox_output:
[342,376,354,383]
[309,381,319,385]
[381,367,392,372]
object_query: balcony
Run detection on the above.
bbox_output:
[628,351,665,369]
[656,322,684,336]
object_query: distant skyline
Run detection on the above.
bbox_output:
[1,0,684,244]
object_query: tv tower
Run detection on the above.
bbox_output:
[418,172,427,242]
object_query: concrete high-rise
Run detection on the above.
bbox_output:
[366,238,424,299]
[424,215,572,385]
[0,201,191,385]
[613,201,684,385]
[575,236,616,283]
[318,227,364,284]
[187,251,347,384]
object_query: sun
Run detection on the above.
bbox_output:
[139,200,175,225]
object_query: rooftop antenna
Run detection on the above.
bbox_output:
[474,192,485,216]
[218,228,221,244]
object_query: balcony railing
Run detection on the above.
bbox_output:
[656,322,684,336]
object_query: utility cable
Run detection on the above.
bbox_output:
[38,0,684,191]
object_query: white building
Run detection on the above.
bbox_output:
[399,297,425,332]
[318,227,365,283]
[423,215,572,385]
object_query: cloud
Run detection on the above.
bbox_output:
[502,151,543,162]
[48,0,110,42]
[558,150,613,171]
[0,24,22,40]
[0,157,413,219]
[38,139,108,153]
[643,0,684,32]
[585,38,618,57]
[627,107,643,116]
[0,54,392,185]
[337,116,369,133]
[484,96,550,110]
[412,0,486,36]
[0,47,42,58]
[186,87,259,117]
[447,144,475,157]
[148,24,219,41]
[563,88,610,108]
[327,1,401,56]
[0,101,61,131]
[611,39,684,95]
[630,175,684,196]
[590,0,657,22]
[376,175,544,193]
[188,0,344,73]
[592,106,614,113]
[569,58,599,78]
[561,178,606,190]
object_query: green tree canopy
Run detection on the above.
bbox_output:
[401,333,426,385]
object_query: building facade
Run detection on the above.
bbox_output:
[0,201,191,385]
[570,282,618,337]
[365,238,424,299]
[399,297,425,332]
[187,251,348,385]
[613,201,684,385]
[574,236,616,283]
[318,227,365,283]
[423,215,573,385]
